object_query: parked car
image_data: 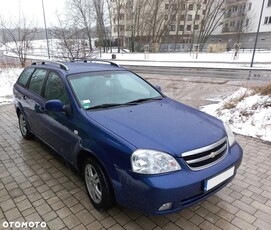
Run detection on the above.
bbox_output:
[13,60,243,215]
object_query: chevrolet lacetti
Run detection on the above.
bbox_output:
[13,60,243,215]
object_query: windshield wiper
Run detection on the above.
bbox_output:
[126,97,163,104]
[87,97,163,110]
[87,103,123,110]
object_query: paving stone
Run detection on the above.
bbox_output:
[0,199,16,212]
[101,216,117,229]
[253,219,271,230]
[231,217,257,230]
[236,210,256,224]
[75,209,95,226]
[113,212,131,226]
[215,219,240,230]
[199,220,221,230]
[47,217,65,230]
[62,214,81,229]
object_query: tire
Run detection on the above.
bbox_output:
[84,158,115,211]
[18,112,33,139]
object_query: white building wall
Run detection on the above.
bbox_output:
[248,0,271,32]
[261,0,271,32]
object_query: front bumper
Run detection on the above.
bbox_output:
[113,142,243,215]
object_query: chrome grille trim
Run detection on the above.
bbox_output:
[182,137,228,171]
[186,143,227,164]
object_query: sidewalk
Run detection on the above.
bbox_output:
[100,51,271,69]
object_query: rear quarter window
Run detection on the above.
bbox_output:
[17,67,35,87]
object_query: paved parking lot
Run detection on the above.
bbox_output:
[1,76,271,230]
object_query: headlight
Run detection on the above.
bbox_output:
[223,122,235,147]
[131,149,181,174]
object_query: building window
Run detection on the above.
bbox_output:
[180,15,185,21]
[187,14,193,21]
[246,19,249,26]
[170,25,176,31]
[196,14,200,20]
[119,14,124,20]
[194,25,199,30]
[248,2,252,10]
[181,4,186,10]
[188,4,193,10]
[187,25,192,31]
[120,25,124,31]
[264,16,271,24]
[171,15,176,21]
[268,0,271,7]
[165,4,169,10]
[230,21,235,26]
[179,25,184,31]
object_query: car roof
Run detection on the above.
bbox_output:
[30,60,126,75]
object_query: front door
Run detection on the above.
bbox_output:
[39,71,80,163]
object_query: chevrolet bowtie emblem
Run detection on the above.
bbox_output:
[209,152,216,159]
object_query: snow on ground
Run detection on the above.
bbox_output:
[201,88,271,142]
[101,51,271,69]
[0,68,22,105]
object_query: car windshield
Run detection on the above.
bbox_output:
[68,70,163,110]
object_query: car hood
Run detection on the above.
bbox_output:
[86,98,226,157]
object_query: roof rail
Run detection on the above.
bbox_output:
[32,60,69,71]
[71,58,120,67]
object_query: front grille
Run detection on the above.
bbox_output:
[182,137,228,170]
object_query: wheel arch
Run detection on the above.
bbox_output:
[77,149,116,201]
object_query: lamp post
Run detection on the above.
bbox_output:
[250,0,265,67]
[42,0,50,59]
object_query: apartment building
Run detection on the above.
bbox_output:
[111,0,271,51]
[212,0,271,49]
[110,0,209,51]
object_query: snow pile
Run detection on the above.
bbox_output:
[0,68,22,105]
[201,88,271,142]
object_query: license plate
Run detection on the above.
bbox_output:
[204,166,235,192]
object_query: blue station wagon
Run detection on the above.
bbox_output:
[13,60,243,215]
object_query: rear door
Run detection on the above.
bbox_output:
[22,68,48,135]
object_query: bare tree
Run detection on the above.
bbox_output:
[50,14,87,60]
[104,0,114,52]
[143,0,184,52]
[197,0,227,51]
[0,16,38,67]
[113,0,125,53]
[66,0,95,52]
[93,0,109,51]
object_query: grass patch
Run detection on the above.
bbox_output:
[222,90,249,110]
[252,83,271,96]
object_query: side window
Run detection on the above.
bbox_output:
[17,67,35,87]
[44,72,69,105]
[28,69,47,95]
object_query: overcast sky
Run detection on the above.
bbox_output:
[0,0,65,27]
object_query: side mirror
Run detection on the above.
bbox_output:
[155,85,162,92]
[45,100,63,112]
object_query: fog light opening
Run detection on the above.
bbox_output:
[158,202,172,211]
